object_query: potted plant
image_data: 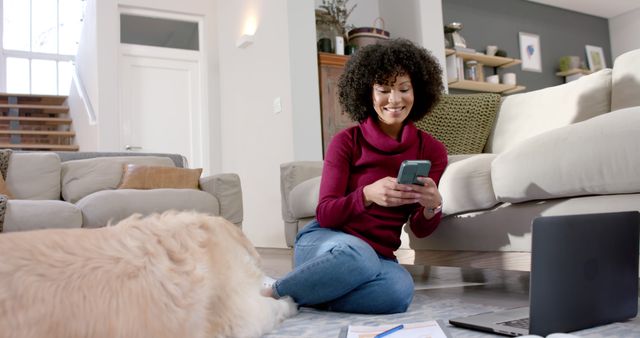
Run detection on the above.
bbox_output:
[315,0,356,42]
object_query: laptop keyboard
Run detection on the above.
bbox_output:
[498,317,530,329]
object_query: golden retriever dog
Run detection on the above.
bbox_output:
[0,211,297,338]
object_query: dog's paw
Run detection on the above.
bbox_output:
[278,296,298,318]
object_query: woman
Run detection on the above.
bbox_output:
[268,38,447,314]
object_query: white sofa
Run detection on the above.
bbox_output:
[280,48,640,271]
[2,152,243,232]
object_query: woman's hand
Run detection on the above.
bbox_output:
[362,176,442,217]
[414,177,442,219]
[363,176,423,207]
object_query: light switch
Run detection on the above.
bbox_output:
[273,97,282,114]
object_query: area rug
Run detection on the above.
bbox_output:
[264,291,640,338]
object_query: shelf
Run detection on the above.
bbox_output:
[445,48,521,68]
[448,80,525,94]
[555,68,591,77]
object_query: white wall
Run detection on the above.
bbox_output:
[70,0,99,150]
[288,0,324,161]
[379,0,446,89]
[217,0,323,247]
[609,7,640,59]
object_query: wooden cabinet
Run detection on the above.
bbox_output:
[318,52,356,156]
[446,49,526,94]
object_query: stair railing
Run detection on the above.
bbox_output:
[72,63,97,125]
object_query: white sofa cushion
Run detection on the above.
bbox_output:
[439,154,499,215]
[5,152,61,200]
[492,106,640,203]
[611,48,640,111]
[61,156,175,203]
[4,200,82,232]
[77,188,219,228]
[289,176,321,219]
[486,69,612,153]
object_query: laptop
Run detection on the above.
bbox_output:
[450,211,640,336]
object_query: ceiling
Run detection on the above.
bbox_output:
[527,0,640,18]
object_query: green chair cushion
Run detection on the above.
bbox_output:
[415,93,501,154]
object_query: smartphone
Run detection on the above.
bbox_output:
[397,160,431,186]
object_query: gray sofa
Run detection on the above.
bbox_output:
[2,152,243,232]
[280,48,640,271]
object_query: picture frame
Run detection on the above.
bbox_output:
[585,45,606,71]
[519,32,542,72]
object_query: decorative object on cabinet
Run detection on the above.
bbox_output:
[316,0,356,39]
[556,68,592,83]
[585,45,606,71]
[445,48,525,94]
[518,32,542,72]
[317,52,356,156]
[557,56,591,82]
[558,56,581,72]
[347,17,389,49]
[444,22,467,49]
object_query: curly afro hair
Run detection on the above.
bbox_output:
[338,38,443,123]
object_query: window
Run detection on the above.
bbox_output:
[120,14,199,51]
[1,0,85,95]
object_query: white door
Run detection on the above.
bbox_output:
[118,10,208,171]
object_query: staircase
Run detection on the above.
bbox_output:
[0,93,78,151]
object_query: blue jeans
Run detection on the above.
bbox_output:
[273,220,414,314]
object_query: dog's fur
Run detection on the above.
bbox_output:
[0,211,296,338]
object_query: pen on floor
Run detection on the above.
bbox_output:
[374,324,404,338]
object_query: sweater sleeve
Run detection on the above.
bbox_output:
[409,134,448,237]
[316,131,367,229]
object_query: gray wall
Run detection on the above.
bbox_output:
[443,0,611,92]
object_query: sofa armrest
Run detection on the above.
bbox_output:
[199,173,243,227]
[280,161,323,245]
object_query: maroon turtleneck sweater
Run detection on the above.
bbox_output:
[316,117,448,258]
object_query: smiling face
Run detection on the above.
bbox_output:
[371,74,414,139]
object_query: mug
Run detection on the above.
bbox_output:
[502,73,516,85]
[486,75,499,84]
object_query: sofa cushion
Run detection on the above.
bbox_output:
[76,188,219,228]
[486,69,612,154]
[439,154,499,215]
[492,106,640,203]
[611,48,640,111]
[415,93,501,154]
[118,165,202,190]
[3,200,82,232]
[6,152,61,200]
[61,156,175,203]
[289,176,321,219]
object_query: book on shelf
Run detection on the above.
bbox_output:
[344,320,452,338]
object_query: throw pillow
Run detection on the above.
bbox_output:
[415,93,501,154]
[0,174,13,199]
[118,165,202,190]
